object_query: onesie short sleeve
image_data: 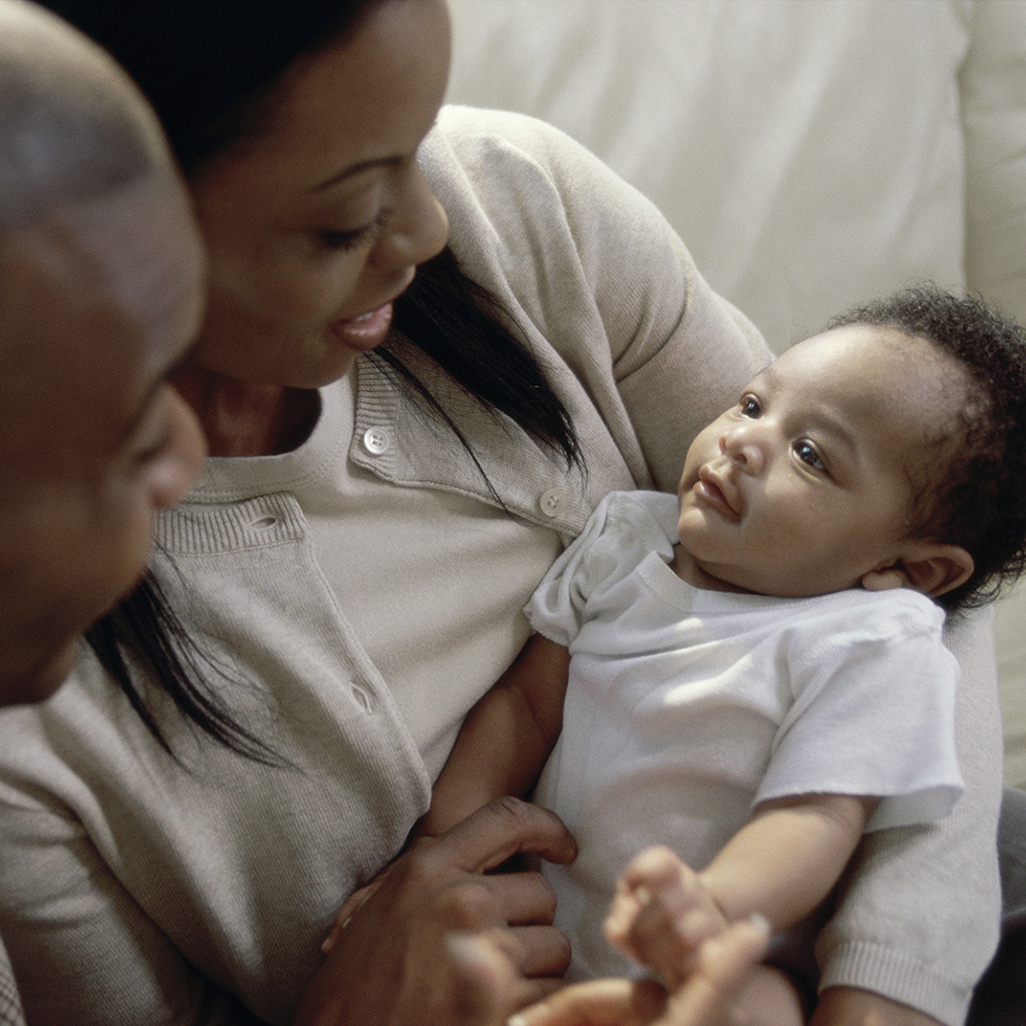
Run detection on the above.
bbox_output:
[525,492,677,647]
[756,593,963,830]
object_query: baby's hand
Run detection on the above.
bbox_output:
[604,845,732,990]
[515,916,771,1026]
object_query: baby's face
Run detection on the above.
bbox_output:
[676,324,966,597]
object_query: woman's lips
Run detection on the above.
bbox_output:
[331,301,394,351]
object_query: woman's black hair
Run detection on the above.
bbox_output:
[39,0,375,177]
[84,572,284,766]
[830,285,1026,612]
[48,0,583,758]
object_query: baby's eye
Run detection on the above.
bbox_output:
[793,440,826,472]
[739,395,761,418]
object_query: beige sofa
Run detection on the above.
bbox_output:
[446,0,1026,788]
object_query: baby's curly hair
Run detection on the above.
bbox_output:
[829,285,1026,612]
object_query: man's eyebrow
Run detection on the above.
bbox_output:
[311,155,402,193]
[123,339,200,440]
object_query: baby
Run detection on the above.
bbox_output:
[420,286,1026,1022]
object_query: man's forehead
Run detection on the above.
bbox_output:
[0,175,201,454]
[15,173,200,357]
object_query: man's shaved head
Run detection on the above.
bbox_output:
[0,0,169,231]
[0,0,206,704]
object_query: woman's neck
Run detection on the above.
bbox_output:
[172,365,322,457]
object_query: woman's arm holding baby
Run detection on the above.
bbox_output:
[323,635,571,954]
[421,634,571,837]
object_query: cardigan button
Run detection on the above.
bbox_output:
[350,684,373,713]
[538,487,567,518]
[362,426,393,456]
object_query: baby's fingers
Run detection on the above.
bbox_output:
[605,846,684,949]
[605,846,721,986]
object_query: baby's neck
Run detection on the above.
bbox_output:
[670,544,753,594]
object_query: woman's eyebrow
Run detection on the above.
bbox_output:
[311,155,402,193]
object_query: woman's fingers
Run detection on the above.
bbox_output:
[296,799,576,1025]
[429,796,577,875]
[474,922,571,978]
[322,873,390,952]
[445,933,520,1026]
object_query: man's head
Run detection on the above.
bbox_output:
[0,0,206,704]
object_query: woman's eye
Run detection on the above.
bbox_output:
[793,440,826,472]
[739,395,761,418]
[317,211,388,252]
[318,227,371,251]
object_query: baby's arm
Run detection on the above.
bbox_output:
[698,793,876,931]
[608,793,875,979]
[420,633,571,837]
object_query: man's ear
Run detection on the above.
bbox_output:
[861,543,974,599]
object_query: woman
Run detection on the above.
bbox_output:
[0,4,769,1025]
[0,1,1000,1024]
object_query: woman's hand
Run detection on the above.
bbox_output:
[293,797,577,1026]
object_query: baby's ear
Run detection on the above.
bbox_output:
[861,543,974,599]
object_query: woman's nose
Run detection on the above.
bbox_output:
[372,165,449,271]
[719,423,766,474]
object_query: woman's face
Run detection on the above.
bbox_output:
[188,0,451,389]
[0,171,206,705]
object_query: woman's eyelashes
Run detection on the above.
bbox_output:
[316,210,390,252]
